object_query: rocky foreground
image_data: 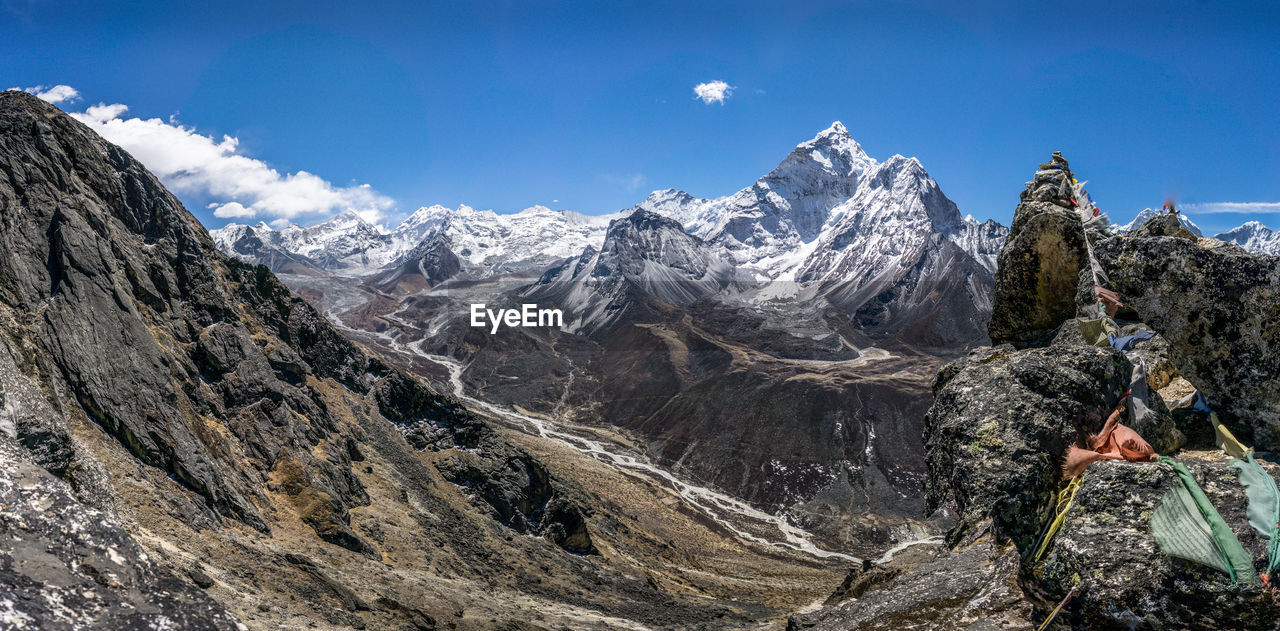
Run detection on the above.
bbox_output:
[793,157,1280,629]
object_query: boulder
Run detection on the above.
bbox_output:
[988,201,1091,347]
[925,345,1134,549]
[1094,230,1280,449]
[1034,454,1280,629]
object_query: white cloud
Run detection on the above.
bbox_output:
[67,98,394,224]
[209,201,253,218]
[8,84,81,105]
[1182,202,1280,214]
[693,80,735,105]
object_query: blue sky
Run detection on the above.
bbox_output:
[4,0,1279,234]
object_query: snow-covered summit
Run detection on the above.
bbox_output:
[1214,220,1280,255]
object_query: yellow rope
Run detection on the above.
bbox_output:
[1032,475,1085,564]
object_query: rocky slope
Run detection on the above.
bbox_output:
[0,90,853,631]
[795,154,1280,630]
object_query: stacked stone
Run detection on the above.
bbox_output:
[1021,151,1077,209]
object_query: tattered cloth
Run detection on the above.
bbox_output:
[1064,404,1158,479]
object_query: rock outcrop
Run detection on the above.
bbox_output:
[0,435,244,630]
[1125,213,1199,241]
[1035,455,1280,630]
[1094,233,1280,450]
[988,157,1091,347]
[802,152,1280,629]
[925,344,1132,549]
[788,521,1034,630]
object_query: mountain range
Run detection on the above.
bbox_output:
[2,87,870,631]
[211,122,1011,554]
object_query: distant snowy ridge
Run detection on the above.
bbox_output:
[1214,221,1280,255]
[215,204,622,277]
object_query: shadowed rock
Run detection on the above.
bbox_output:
[988,200,1091,347]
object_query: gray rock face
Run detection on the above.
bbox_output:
[988,200,1091,347]
[1034,455,1280,630]
[1093,231,1280,449]
[0,435,244,630]
[0,88,381,542]
[370,233,462,293]
[925,344,1132,549]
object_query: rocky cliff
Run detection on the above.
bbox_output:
[795,153,1280,630]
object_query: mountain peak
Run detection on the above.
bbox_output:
[615,208,686,232]
[818,120,849,138]
[803,120,862,152]
[641,188,696,205]
[1213,220,1280,255]
[773,121,874,184]
[331,209,371,225]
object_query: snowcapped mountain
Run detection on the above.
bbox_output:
[514,124,1006,344]
[656,122,879,269]
[628,124,1005,286]
[1214,221,1280,255]
[1118,208,1203,236]
[212,121,1007,345]
[414,205,620,276]
[528,211,740,332]
[369,232,463,292]
[213,210,394,274]
[626,189,711,228]
[214,204,620,278]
